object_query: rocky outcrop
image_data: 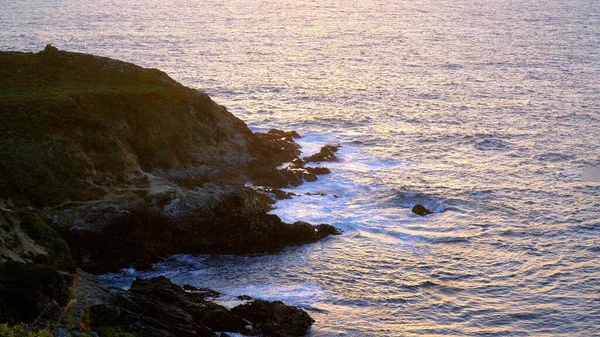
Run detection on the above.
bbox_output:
[0,209,75,325]
[0,47,313,207]
[0,47,340,274]
[231,299,314,337]
[42,183,339,274]
[0,47,338,336]
[303,145,340,163]
[411,204,433,216]
[84,276,314,337]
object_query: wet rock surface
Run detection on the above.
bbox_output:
[45,184,340,274]
[303,145,340,163]
[231,299,315,337]
[412,204,433,216]
[89,276,314,337]
[0,48,339,336]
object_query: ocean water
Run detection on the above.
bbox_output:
[2,0,600,335]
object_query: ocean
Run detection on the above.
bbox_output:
[2,0,600,335]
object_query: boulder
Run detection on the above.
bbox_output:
[231,299,315,337]
[304,145,340,163]
[411,204,433,216]
[267,129,302,141]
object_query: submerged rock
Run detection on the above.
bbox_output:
[412,204,433,216]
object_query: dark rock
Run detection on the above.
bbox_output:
[316,223,341,236]
[304,145,340,163]
[92,276,247,337]
[290,157,305,168]
[0,211,75,325]
[268,129,301,141]
[237,295,253,301]
[255,187,296,200]
[90,276,313,337]
[250,130,302,174]
[232,299,315,337]
[305,192,327,196]
[304,172,318,182]
[305,166,331,175]
[182,284,200,291]
[0,261,73,325]
[272,189,296,200]
[56,186,339,273]
[251,166,304,188]
[412,204,433,216]
[41,44,59,56]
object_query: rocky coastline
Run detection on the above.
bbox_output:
[0,46,340,336]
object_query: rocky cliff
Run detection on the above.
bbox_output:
[0,46,339,336]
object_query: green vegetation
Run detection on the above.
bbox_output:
[0,261,73,325]
[95,326,137,337]
[0,47,216,206]
[0,323,53,337]
[19,213,75,270]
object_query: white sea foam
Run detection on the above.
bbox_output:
[17,0,600,334]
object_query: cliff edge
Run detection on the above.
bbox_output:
[0,45,339,336]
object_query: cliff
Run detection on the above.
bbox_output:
[0,46,339,336]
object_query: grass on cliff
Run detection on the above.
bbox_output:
[0,324,135,337]
[0,323,53,337]
[0,48,214,206]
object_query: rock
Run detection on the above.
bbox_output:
[304,172,318,182]
[91,276,243,337]
[305,166,331,175]
[305,192,327,196]
[0,48,339,336]
[90,276,312,337]
[290,157,305,168]
[41,44,59,56]
[316,223,341,236]
[231,299,315,337]
[48,185,339,273]
[183,285,221,299]
[268,129,301,141]
[0,211,75,325]
[304,145,340,163]
[237,295,253,301]
[271,189,296,200]
[412,204,433,216]
[53,328,71,337]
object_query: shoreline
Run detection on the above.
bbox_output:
[0,46,341,336]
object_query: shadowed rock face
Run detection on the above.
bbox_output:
[232,300,315,337]
[0,210,75,325]
[0,47,338,335]
[0,47,301,207]
[89,276,314,337]
[0,47,340,274]
[303,145,340,163]
[44,184,339,274]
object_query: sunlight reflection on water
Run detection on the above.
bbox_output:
[4,0,600,335]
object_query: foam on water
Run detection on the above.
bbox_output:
[6,0,600,335]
